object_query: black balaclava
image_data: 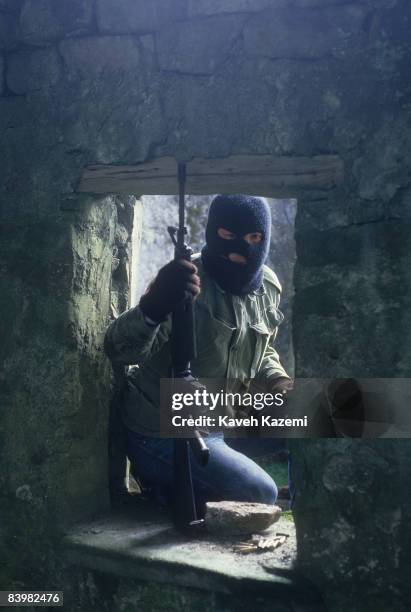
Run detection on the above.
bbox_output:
[201,194,271,296]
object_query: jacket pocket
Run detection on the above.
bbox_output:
[194,313,236,377]
[263,304,284,328]
[248,305,284,376]
[249,320,271,377]
[204,315,236,346]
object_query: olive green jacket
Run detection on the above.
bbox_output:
[104,254,289,435]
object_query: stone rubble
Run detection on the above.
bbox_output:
[205,501,282,536]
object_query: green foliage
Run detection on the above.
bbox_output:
[255,457,289,488]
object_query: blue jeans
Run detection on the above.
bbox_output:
[126,430,288,514]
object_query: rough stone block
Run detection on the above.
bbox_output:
[297,226,363,267]
[19,0,93,44]
[7,47,61,94]
[0,0,23,10]
[188,0,288,16]
[294,282,347,317]
[157,15,246,74]
[59,36,141,79]
[371,221,411,260]
[294,0,366,6]
[0,12,16,48]
[291,439,411,611]
[97,0,186,34]
[205,501,282,535]
[0,55,3,95]
[244,5,366,59]
[354,118,411,202]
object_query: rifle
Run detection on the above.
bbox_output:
[167,162,209,535]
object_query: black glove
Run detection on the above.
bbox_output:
[139,259,200,323]
[270,377,294,394]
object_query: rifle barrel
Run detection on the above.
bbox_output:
[178,162,186,246]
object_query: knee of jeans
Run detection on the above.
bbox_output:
[245,475,278,505]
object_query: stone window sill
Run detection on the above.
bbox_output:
[62,500,323,607]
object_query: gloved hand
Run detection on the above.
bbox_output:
[270,377,294,394]
[139,259,200,323]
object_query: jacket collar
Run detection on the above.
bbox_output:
[214,279,266,297]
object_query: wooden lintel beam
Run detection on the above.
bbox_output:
[76,155,344,197]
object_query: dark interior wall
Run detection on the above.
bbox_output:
[0,0,410,608]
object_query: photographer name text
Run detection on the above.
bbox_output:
[171,414,308,428]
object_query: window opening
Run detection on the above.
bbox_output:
[126,194,297,499]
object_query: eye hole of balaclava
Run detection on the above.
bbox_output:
[217,228,263,244]
[201,194,271,295]
[216,228,264,263]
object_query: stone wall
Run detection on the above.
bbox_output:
[0,193,116,586]
[0,0,410,609]
[107,196,140,498]
[109,196,137,318]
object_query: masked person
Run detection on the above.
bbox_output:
[105,194,293,513]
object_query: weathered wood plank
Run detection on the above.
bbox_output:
[77,155,343,197]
